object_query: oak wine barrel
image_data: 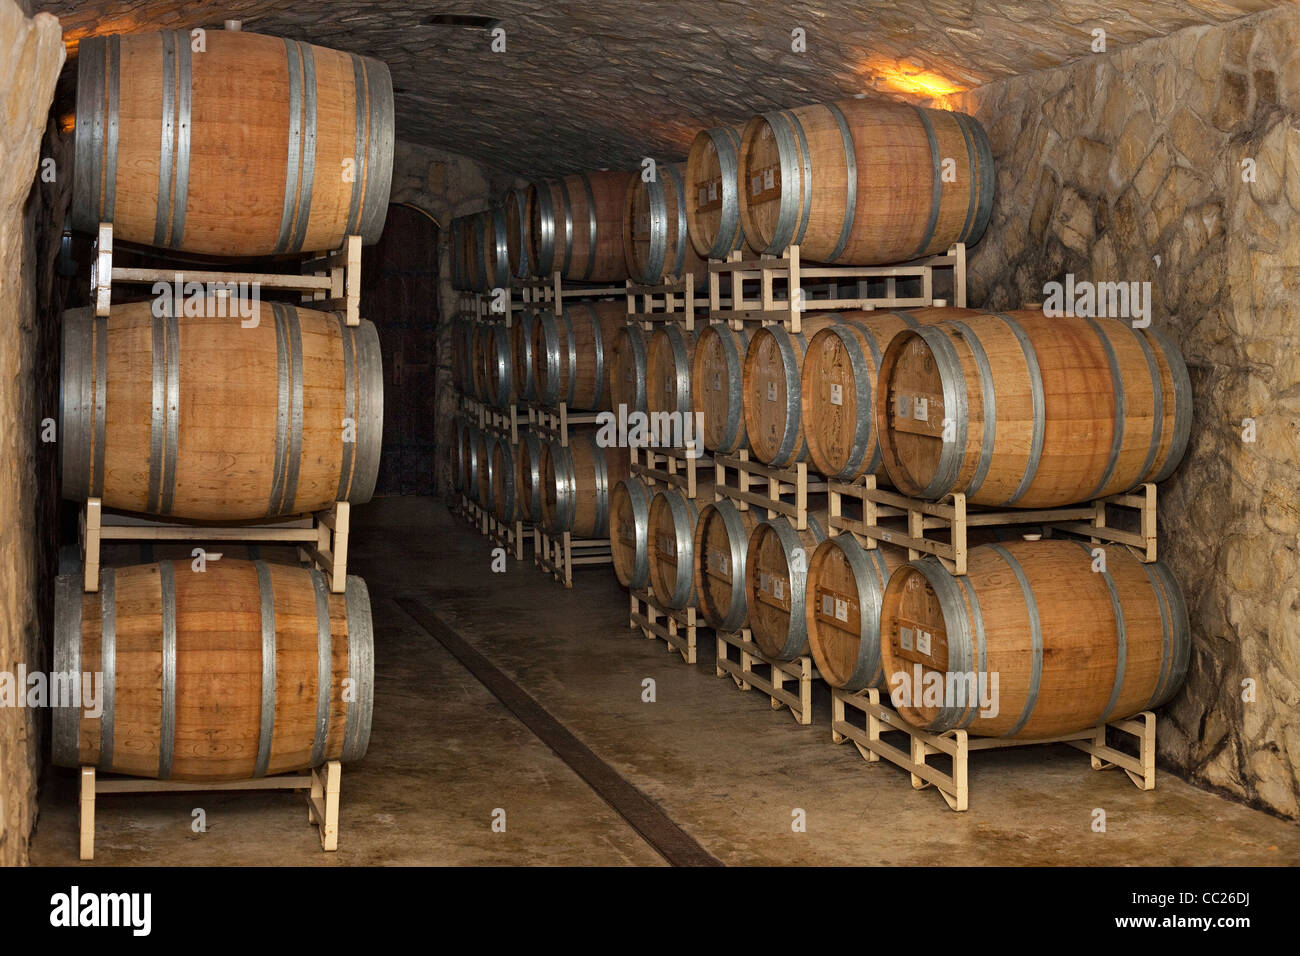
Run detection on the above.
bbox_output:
[476,430,495,512]
[510,307,539,403]
[481,204,510,291]
[875,312,1192,508]
[489,439,519,523]
[805,535,905,690]
[623,163,706,288]
[744,511,827,660]
[879,540,1190,738]
[646,481,715,609]
[453,415,468,492]
[646,324,696,433]
[801,307,978,481]
[610,476,653,590]
[741,312,843,466]
[685,124,752,259]
[608,323,648,416]
[737,99,992,265]
[503,186,532,281]
[538,431,631,537]
[692,499,760,631]
[484,322,516,408]
[528,171,635,282]
[73,29,393,257]
[690,323,750,454]
[459,420,481,500]
[61,302,382,521]
[531,300,625,410]
[53,560,373,780]
[515,430,544,523]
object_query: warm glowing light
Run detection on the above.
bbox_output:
[864,59,965,100]
[59,113,76,134]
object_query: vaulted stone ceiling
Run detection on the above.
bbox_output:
[37,0,1284,174]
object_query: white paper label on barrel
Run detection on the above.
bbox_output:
[835,598,849,622]
[708,182,718,202]
[763,167,775,191]
[822,595,834,617]
[917,631,932,655]
[896,394,911,418]
[773,578,784,600]
[658,534,675,556]
[830,383,842,406]
[767,382,777,402]
[913,397,929,422]
[900,626,914,651]
[752,175,762,196]
[709,548,729,575]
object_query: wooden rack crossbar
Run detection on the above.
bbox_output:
[476,404,528,444]
[630,588,700,664]
[831,688,1156,811]
[828,475,1157,575]
[488,515,530,562]
[707,243,966,332]
[715,628,820,725]
[625,275,701,331]
[630,443,711,498]
[79,761,341,860]
[528,403,603,447]
[712,450,827,531]
[517,273,625,317]
[534,529,612,588]
[95,224,362,326]
[81,498,350,593]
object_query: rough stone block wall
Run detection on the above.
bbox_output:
[386,141,519,495]
[948,6,1300,818]
[0,0,63,867]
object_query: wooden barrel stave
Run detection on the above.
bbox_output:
[646,325,697,433]
[608,323,649,416]
[528,171,634,283]
[646,481,715,609]
[52,559,373,781]
[503,186,532,281]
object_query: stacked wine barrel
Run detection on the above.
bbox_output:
[56,27,390,782]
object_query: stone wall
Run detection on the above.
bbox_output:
[387,141,519,495]
[0,0,63,867]
[947,6,1300,818]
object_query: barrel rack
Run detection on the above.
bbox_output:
[831,688,1157,811]
[827,475,1159,575]
[79,761,342,860]
[93,222,362,326]
[707,242,966,331]
[79,221,364,595]
[625,273,704,331]
[713,450,826,532]
[516,272,624,316]
[715,628,821,726]
[525,402,614,588]
[81,498,351,594]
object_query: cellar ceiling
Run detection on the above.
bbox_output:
[36,0,1286,174]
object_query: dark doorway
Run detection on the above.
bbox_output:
[363,203,439,496]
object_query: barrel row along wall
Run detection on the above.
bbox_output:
[0,0,63,868]
[944,5,1300,818]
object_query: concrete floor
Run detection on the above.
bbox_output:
[30,497,1300,866]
